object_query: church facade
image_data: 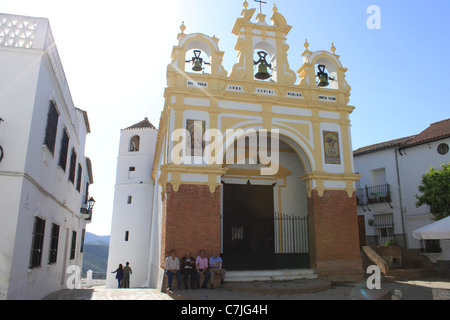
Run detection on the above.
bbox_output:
[107,3,363,288]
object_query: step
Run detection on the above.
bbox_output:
[225,269,317,282]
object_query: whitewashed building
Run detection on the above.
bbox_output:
[106,118,158,288]
[0,13,94,300]
[354,118,450,251]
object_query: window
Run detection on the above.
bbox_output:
[80,229,85,253]
[58,129,69,171]
[125,231,129,242]
[128,166,136,179]
[76,163,82,192]
[374,213,394,246]
[371,168,387,186]
[130,135,140,152]
[84,182,90,205]
[44,101,59,154]
[422,240,442,253]
[48,223,60,264]
[68,148,77,184]
[127,195,132,204]
[30,217,46,268]
[69,231,77,260]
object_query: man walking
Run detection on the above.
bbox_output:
[123,262,132,288]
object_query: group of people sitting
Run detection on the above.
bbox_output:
[164,249,226,290]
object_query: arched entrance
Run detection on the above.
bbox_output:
[220,134,311,270]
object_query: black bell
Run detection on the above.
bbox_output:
[316,65,329,87]
[254,51,272,80]
[186,50,210,72]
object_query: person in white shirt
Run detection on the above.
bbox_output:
[164,249,182,290]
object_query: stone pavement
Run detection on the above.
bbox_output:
[42,277,450,300]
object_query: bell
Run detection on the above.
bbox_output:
[255,63,271,80]
[254,50,272,80]
[192,60,203,72]
[316,65,330,87]
[317,74,329,87]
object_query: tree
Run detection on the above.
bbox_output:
[416,163,450,221]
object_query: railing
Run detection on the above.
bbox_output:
[373,213,394,229]
[356,184,392,207]
[274,213,309,254]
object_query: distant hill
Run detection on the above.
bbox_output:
[84,233,110,245]
[82,232,110,277]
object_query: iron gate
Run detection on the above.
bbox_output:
[222,214,310,270]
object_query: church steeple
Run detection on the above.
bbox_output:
[230,1,296,84]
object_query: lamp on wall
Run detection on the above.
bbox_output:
[81,197,96,221]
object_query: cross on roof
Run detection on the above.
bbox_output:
[254,0,267,14]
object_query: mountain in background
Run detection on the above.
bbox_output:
[84,232,110,245]
[82,232,110,277]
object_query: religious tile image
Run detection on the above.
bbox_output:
[323,131,341,164]
[186,119,206,156]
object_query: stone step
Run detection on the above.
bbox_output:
[223,278,332,295]
[225,269,317,282]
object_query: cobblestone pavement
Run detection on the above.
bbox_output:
[42,277,450,300]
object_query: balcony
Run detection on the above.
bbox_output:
[357,184,392,208]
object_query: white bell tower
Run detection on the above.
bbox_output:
[106,118,158,288]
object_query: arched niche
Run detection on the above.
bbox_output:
[171,33,227,77]
[253,41,277,82]
[298,50,348,91]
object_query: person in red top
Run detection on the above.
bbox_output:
[195,249,210,289]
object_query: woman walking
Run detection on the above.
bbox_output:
[111,264,124,288]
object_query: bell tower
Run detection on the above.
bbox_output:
[230,2,297,84]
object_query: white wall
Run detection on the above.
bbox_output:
[107,126,158,288]
[397,138,450,248]
[0,18,91,299]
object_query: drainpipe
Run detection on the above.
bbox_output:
[394,146,407,247]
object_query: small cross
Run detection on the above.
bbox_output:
[254,0,267,14]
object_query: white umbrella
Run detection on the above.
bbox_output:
[413,216,450,240]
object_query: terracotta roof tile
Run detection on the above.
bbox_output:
[354,118,450,156]
[123,117,156,131]
[353,135,415,156]
[400,118,450,149]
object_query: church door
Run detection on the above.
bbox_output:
[222,183,275,270]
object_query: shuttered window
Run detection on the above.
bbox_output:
[44,101,59,154]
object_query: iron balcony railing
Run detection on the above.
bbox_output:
[356,183,392,206]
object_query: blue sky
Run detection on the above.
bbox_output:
[2,0,449,235]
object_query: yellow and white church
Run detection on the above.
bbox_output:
[107,2,364,289]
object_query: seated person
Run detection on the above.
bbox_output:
[209,250,226,289]
[181,251,197,289]
[164,249,182,290]
[195,250,210,289]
